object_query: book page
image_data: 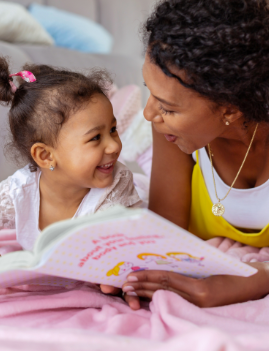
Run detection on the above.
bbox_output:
[35,209,257,288]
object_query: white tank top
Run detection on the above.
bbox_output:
[192,148,269,230]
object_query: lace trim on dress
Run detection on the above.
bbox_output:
[0,178,15,230]
[95,164,142,211]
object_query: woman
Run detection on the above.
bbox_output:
[102,0,269,310]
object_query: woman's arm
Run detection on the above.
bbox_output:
[149,126,194,229]
[122,130,269,309]
[122,262,269,309]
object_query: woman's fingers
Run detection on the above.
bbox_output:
[124,270,214,306]
[123,280,191,301]
[100,284,121,295]
[123,263,269,308]
[126,270,198,295]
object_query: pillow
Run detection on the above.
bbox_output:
[110,85,142,135]
[29,3,113,54]
[109,84,152,163]
[0,2,54,45]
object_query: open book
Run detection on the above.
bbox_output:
[0,206,257,288]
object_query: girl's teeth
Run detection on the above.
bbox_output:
[100,163,113,169]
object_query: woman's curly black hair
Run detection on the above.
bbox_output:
[143,0,269,122]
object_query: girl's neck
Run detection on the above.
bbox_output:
[39,172,90,210]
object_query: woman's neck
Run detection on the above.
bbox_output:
[218,120,269,149]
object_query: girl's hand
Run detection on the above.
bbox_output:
[122,262,269,310]
[100,284,141,309]
[100,284,120,295]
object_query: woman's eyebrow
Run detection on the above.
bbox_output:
[152,94,179,107]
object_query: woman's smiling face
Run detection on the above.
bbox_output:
[142,54,228,154]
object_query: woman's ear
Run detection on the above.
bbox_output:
[31,143,55,170]
[222,105,243,125]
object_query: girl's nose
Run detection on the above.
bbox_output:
[143,95,164,123]
[105,136,122,155]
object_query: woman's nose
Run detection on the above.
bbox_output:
[143,95,164,123]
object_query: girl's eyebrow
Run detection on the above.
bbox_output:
[83,117,117,136]
[84,125,104,136]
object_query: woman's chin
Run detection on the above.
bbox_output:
[175,140,196,155]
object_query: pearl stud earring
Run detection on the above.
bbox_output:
[225,121,230,125]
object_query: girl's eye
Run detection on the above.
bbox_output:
[90,134,101,142]
[159,104,174,115]
[110,126,117,134]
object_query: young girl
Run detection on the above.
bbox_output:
[0,58,142,251]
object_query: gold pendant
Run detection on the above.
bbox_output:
[212,203,225,216]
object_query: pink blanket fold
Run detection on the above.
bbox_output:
[0,229,269,351]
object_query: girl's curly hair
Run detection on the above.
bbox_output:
[143,0,269,122]
[0,57,111,171]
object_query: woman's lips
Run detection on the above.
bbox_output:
[164,134,177,143]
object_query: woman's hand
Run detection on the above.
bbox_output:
[122,262,269,310]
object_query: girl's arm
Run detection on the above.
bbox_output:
[0,178,15,230]
[149,126,194,229]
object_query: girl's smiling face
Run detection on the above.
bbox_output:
[52,93,122,189]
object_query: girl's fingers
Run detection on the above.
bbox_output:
[100,284,121,295]
[124,294,141,310]
[100,285,141,310]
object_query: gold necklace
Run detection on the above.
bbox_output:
[208,123,259,217]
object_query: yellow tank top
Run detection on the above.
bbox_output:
[189,151,269,247]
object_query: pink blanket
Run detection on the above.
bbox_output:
[0,229,269,351]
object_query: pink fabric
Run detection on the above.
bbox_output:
[136,145,153,178]
[0,229,269,351]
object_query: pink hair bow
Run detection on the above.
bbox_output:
[9,70,36,83]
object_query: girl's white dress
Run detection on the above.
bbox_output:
[0,162,141,250]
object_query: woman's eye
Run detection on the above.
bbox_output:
[159,104,174,115]
[110,126,117,133]
[90,134,100,142]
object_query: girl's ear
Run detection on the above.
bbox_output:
[31,143,55,170]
